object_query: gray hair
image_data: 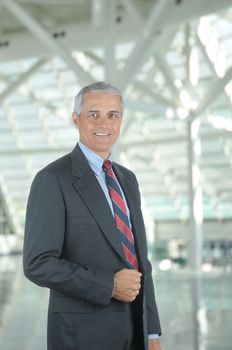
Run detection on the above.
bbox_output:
[73,81,124,116]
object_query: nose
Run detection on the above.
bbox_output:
[96,114,110,126]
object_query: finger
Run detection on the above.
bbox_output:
[129,269,142,276]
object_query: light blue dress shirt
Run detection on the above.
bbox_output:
[78,142,130,219]
[78,142,159,340]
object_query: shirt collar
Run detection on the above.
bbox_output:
[78,142,112,175]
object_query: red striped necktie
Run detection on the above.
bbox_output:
[102,160,138,270]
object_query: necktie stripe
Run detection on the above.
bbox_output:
[109,195,130,226]
[117,229,137,256]
[107,186,128,216]
[103,160,139,270]
[105,174,123,198]
[121,243,138,270]
[115,215,134,243]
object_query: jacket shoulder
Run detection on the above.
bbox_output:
[30,153,73,187]
[113,161,136,179]
[42,153,71,175]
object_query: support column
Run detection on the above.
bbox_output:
[187,118,203,273]
[104,0,116,83]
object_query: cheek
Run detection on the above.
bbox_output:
[114,125,121,135]
[78,123,89,133]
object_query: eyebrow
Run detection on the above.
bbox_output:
[87,109,120,113]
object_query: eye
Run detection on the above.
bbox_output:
[109,112,120,119]
[88,112,99,119]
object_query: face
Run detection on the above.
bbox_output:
[72,92,122,159]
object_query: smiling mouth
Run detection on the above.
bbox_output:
[93,132,111,136]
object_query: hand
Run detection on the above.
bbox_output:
[149,339,162,350]
[112,268,142,302]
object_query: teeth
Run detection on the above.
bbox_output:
[94,132,110,136]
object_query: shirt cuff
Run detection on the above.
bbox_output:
[148,334,159,339]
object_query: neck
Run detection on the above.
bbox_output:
[78,142,111,160]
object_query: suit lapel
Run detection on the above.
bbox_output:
[71,144,126,264]
[113,163,147,271]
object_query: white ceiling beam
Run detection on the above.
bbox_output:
[116,0,232,91]
[183,24,201,105]
[0,132,231,156]
[0,58,48,103]
[170,0,232,25]
[122,128,232,148]
[185,23,191,84]
[91,0,108,27]
[0,74,10,83]
[83,51,102,66]
[13,0,82,4]
[196,30,232,109]
[154,52,182,104]
[2,1,232,63]
[122,136,187,148]
[0,65,60,114]
[0,147,71,156]
[192,65,232,118]
[123,0,143,28]
[82,49,176,109]
[124,98,166,115]
[135,80,179,108]
[0,21,139,62]
[196,32,218,77]
[7,0,232,15]
[104,0,116,83]
[0,180,20,235]
[150,152,186,219]
[118,0,170,91]
[220,10,232,22]
[2,0,94,84]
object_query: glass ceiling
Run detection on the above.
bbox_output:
[0,0,232,237]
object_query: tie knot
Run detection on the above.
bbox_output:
[102,160,112,172]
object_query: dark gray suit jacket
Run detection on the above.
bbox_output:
[23,143,161,350]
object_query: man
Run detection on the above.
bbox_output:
[23,82,162,350]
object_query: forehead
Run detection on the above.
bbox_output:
[82,92,121,110]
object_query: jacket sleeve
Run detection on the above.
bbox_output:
[144,259,162,335]
[131,172,162,335]
[23,169,114,306]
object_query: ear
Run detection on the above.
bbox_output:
[72,112,79,129]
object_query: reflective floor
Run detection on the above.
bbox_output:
[0,255,231,350]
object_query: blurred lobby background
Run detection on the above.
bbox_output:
[0,0,232,349]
